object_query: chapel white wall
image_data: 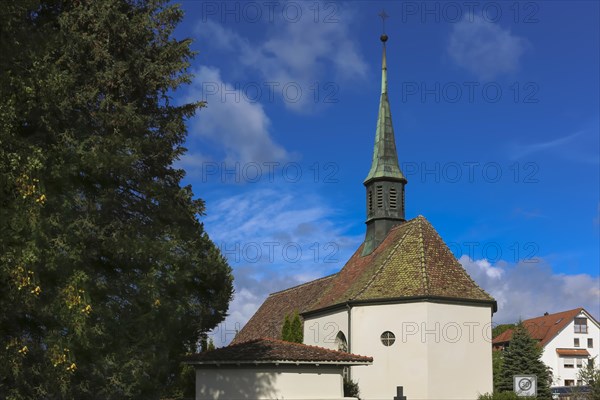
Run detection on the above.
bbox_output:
[305,301,493,400]
[303,308,348,350]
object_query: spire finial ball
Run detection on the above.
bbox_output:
[380,34,388,43]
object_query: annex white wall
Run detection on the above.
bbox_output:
[342,302,492,400]
[195,366,351,400]
[540,310,600,386]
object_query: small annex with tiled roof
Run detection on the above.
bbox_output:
[492,308,599,388]
[185,338,372,366]
[185,338,372,400]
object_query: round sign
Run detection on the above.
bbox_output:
[519,378,533,391]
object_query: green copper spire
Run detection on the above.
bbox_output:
[364,35,406,185]
[362,29,408,256]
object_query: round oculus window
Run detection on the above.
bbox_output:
[380,331,395,346]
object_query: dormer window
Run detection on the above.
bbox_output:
[574,317,588,334]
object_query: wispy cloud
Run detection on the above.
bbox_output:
[509,127,600,164]
[447,14,528,80]
[194,4,368,113]
[460,255,600,323]
[513,208,547,220]
[510,131,584,159]
[202,186,363,345]
[184,66,289,164]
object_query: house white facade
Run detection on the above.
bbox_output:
[493,308,599,388]
[540,309,599,387]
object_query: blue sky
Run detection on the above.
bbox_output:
[172,1,599,345]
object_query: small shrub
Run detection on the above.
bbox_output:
[343,377,360,399]
[478,392,536,400]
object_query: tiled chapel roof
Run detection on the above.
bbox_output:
[231,275,336,345]
[308,215,495,311]
[233,216,496,344]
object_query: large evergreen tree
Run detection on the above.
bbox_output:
[0,1,233,399]
[498,322,552,399]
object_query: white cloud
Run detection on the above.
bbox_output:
[460,255,600,324]
[185,66,288,164]
[447,14,528,80]
[195,4,368,113]
[203,186,363,346]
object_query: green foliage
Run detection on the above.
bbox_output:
[343,376,360,399]
[493,324,516,339]
[290,311,303,343]
[498,322,552,399]
[281,311,303,343]
[199,335,216,353]
[493,350,504,392]
[573,357,600,400]
[207,339,215,352]
[478,392,535,400]
[0,0,233,399]
[281,314,292,342]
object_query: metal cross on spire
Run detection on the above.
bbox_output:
[378,9,389,34]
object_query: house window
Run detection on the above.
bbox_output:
[574,317,588,333]
[576,358,583,368]
[574,338,580,347]
[588,338,594,348]
[376,186,383,208]
[564,358,574,368]
[380,331,395,347]
[565,380,574,386]
[577,380,583,386]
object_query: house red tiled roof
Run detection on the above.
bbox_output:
[233,216,496,344]
[556,348,590,357]
[492,308,586,347]
[183,338,373,365]
[231,275,336,345]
